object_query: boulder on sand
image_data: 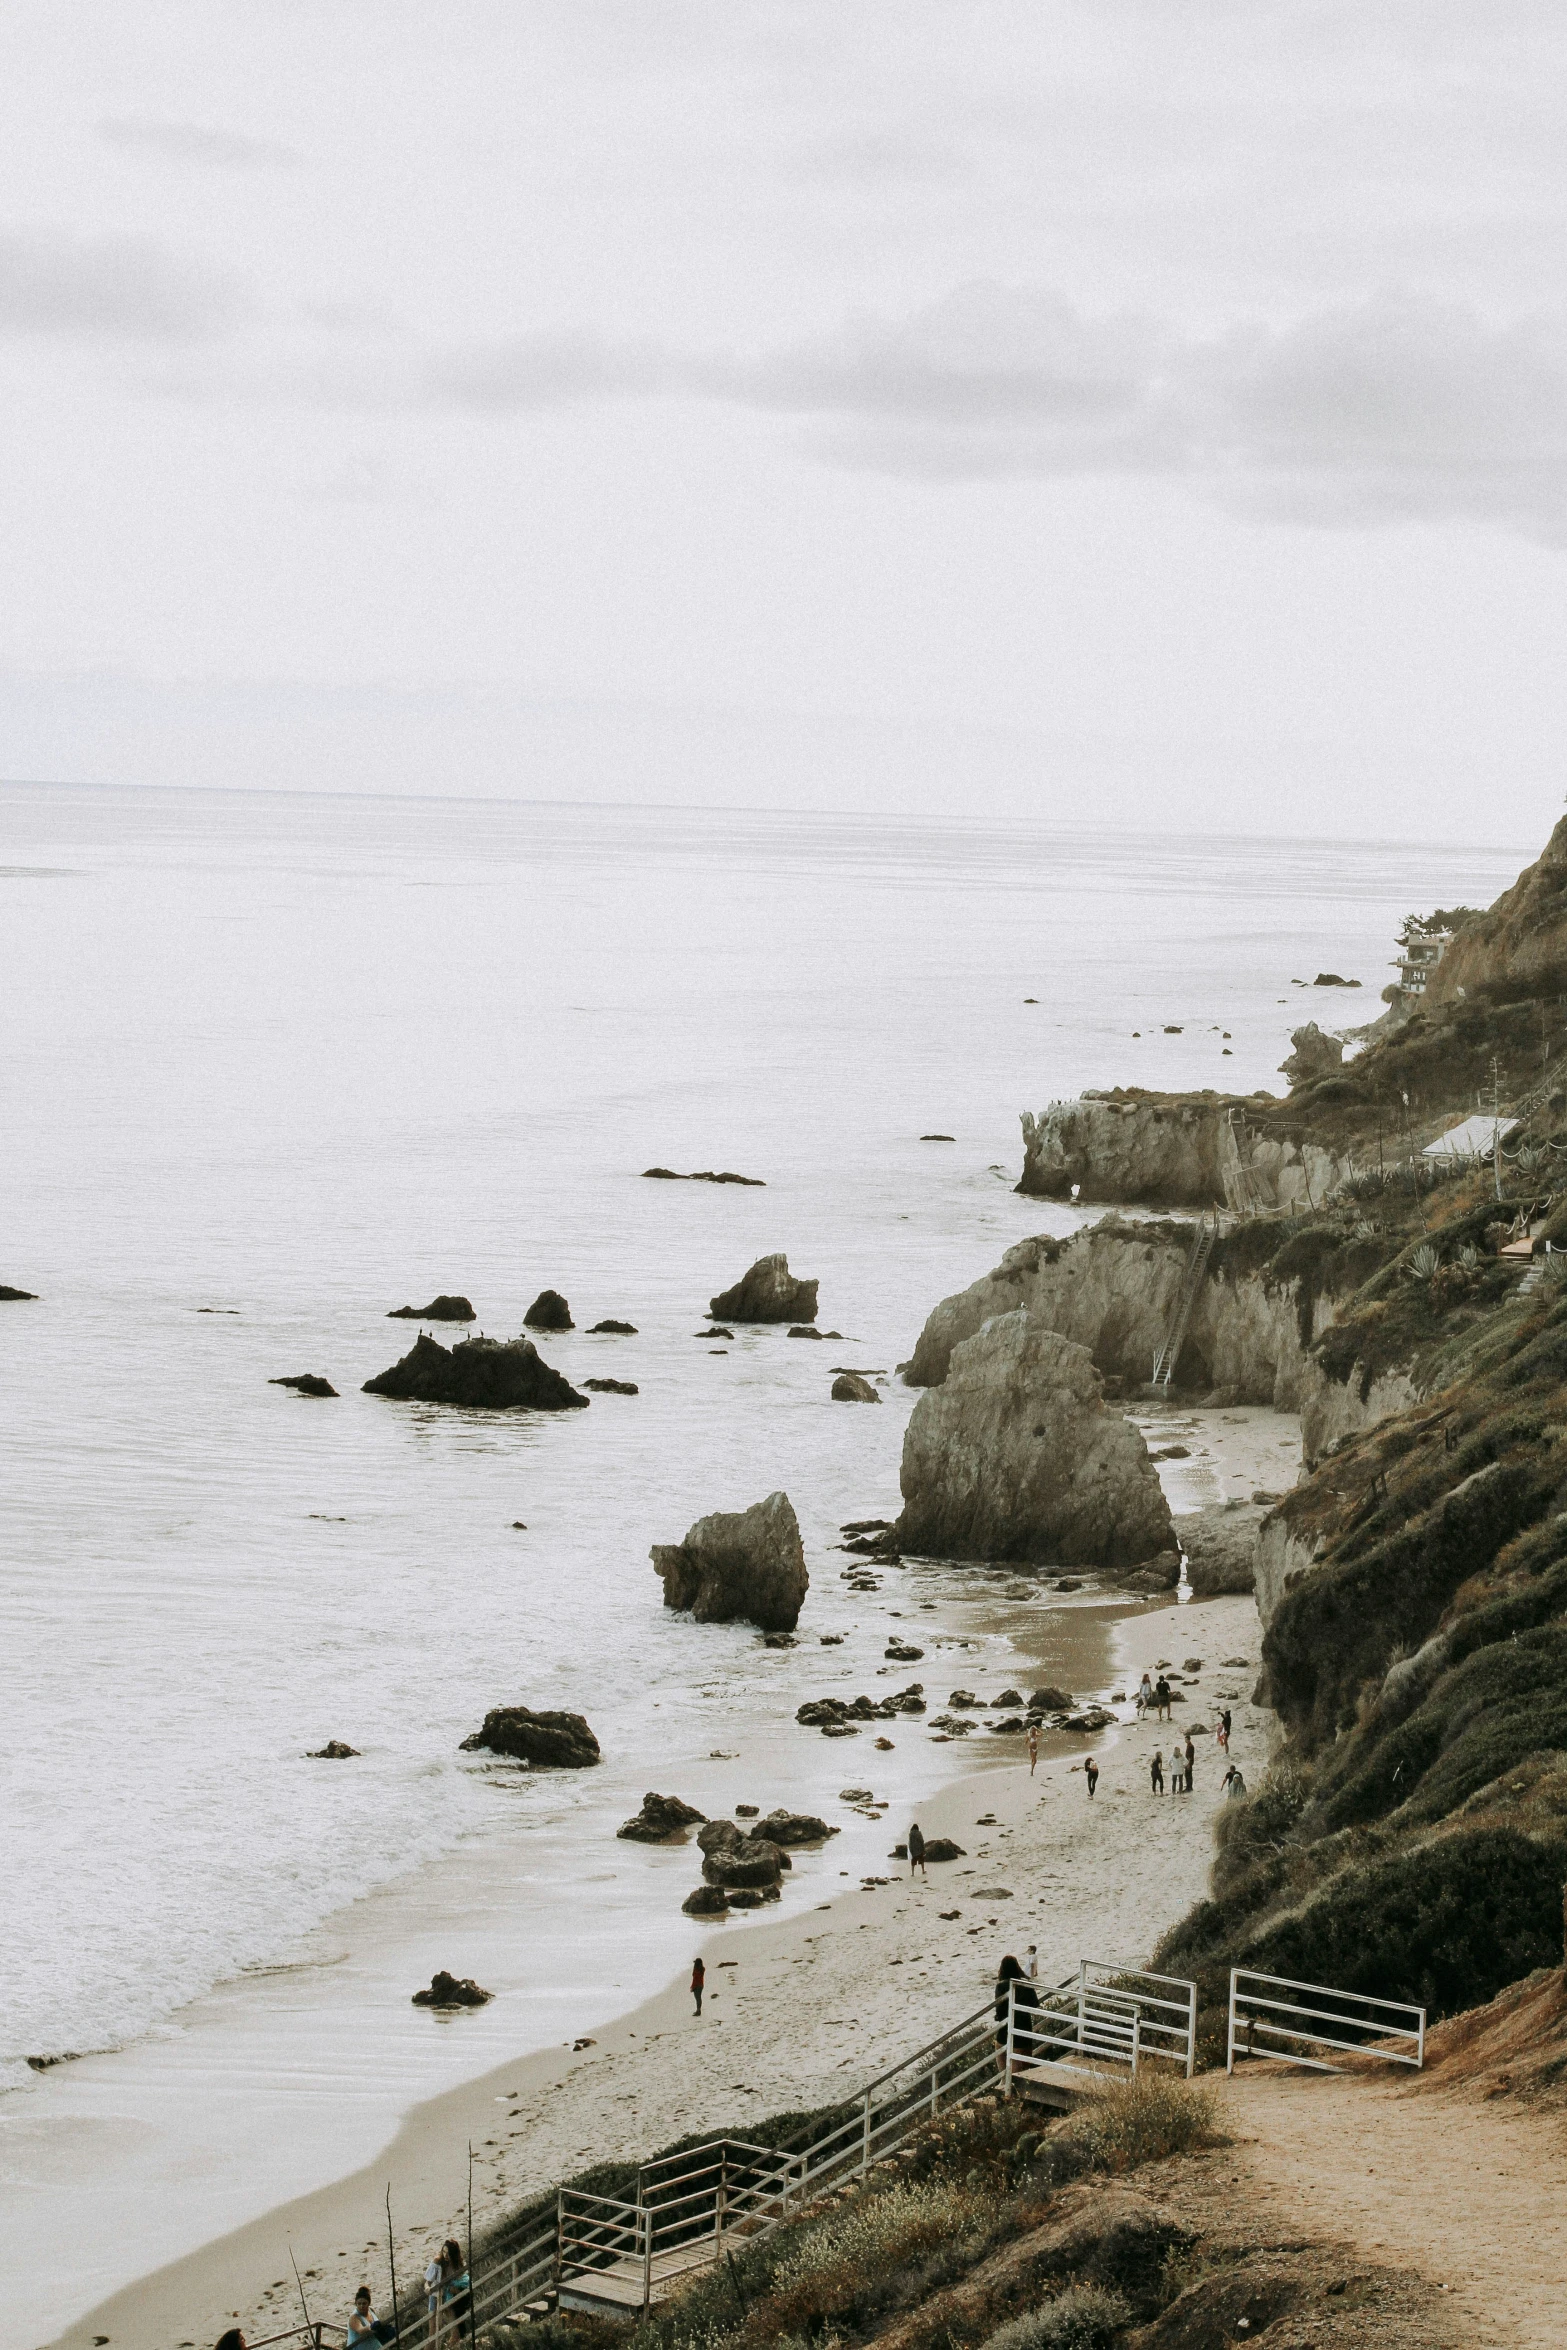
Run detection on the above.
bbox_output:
[412,1972,492,2007]
[460,1707,601,1768]
[702,1842,786,1890]
[270,1373,338,1397]
[363,1333,586,1411]
[832,1372,880,1403]
[1176,1502,1264,1596]
[388,1295,474,1321]
[1120,1551,1182,1593]
[524,1289,573,1331]
[651,1491,808,1632]
[745,1808,837,1845]
[894,1311,1174,1570]
[618,1792,707,1842]
[708,1254,818,1324]
[921,1838,965,1863]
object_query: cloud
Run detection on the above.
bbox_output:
[428,330,688,411]
[98,116,299,170]
[0,227,246,342]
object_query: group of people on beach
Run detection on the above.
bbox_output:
[214,2237,468,2350]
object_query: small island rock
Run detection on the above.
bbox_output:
[388,1295,474,1321]
[651,1490,808,1632]
[307,1739,360,1758]
[618,1792,707,1842]
[831,1372,880,1403]
[746,1808,837,1845]
[523,1289,573,1331]
[584,1377,639,1395]
[412,1972,492,2008]
[364,1333,586,1411]
[271,1373,338,1397]
[0,1284,38,1302]
[460,1707,601,1768]
[682,1883,729,1916]
[708,1254,818,1324]
[589,1319,638,1334]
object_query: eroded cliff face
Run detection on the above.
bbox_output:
[895,1310,1173,1569]
[1425,811,1567,1006]
[1017,1093,1347,1211]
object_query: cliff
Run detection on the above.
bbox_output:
[1017,1092,1349,1211]
[1424,811,1567,1007]
[895,1311,1174,1570]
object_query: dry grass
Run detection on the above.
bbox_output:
[1061,2071,1223,2173]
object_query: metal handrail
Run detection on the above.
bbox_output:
[1226,1967,1426,2075]
[1078,1960,1198,2077]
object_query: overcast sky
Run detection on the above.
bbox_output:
[2,1,1565,839]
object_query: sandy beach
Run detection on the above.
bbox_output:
[56,1573,1266,2350]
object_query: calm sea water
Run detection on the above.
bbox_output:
[0,785,1521,2115]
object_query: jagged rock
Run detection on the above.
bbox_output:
[270,1373,338,1397]
[761,1630,796,1648]
[1279,1023,1344,1090]
[388,1295,474,1321]
[682,1883,729,1916]
[895,1313,1173,1569]
[0,1284,37,1301]
[643,1168,765,1186]
[590,1319,638,1334]
[364,1333,586,1411]
[1120,1550,1183,1592]
[885,1640,924,1662]
[990,1717,1026,1733]
[921,1838,965,1862]
[1176,1501,1264,1596]
[523,1289,573,1331]
[307,1739,359,1758]
[832,1372,880,1402]
[748,1809,837,1844]
[1014,1099,1347,1214]
[994,1688,1023,1706]
[702,1842,786,1890]
[708,1254,818,1324]
[1313,972,1360,987]
[696,1819,746,1855]
[617,1792,706,1841]
[948,1689,979,1707]
[651,1490,808,1632]
[460,1707,600,1768]
[790,1324,823,1339]
[584,1377,639,1394]
[412,1972,491,2008]
[1029,1686,1073,1711]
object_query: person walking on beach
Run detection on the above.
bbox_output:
[1150,1749,1164,1795]
[1215,1715,1229,1757]
[691,1955,705,2016]
[1222,1763,1247,1800]
[1084,1755,1099,1797]
[1027,1722,1040,1775]
[1155,1675,1171,1721]
[1184,1733,1196,1792]
[1024,1943,1038,1979]
[1137,1671,1153,1719]
[907,1821,927,1877]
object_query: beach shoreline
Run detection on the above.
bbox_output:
[52,1582,1265,2350]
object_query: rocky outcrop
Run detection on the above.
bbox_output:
[270,1373,338,1397]
[894,1312,1173,1569]
[1175,1502,1264,1596]
[1424,811,1567,1005]
[1278,1023,1344,1087]
[651,1491,808,1631]
[708,1254,818,1323]
[745,1808,837,1845]
[1017,1093,1347,1211]
[363,1333,587,1410]
[584,1377,638,1394]
[412,1972,492,2007]
[618,1792,706,1841]
[702,1840,785,1891]
[460,1707,601,1767]
[644,1167,765,1186]
[831,1371,880,1402]
[388,1295,474,1320]
[523,1289,573,1331]
[682,1883,729,1916]
[1299,1360,1422,1464]
[1254,1514,1323,1627]
[0,1284,37,1301]
[589,1319,638,1334]
[307,1739,359,1758]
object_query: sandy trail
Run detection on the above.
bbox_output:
[56,1593,1262,2350]
[1218,2065,1567,2350]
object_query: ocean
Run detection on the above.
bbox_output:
[0,783,1523,2339]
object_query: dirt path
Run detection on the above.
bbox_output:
[1217,2065,1567,2349]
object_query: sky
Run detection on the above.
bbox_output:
[2,0,1566,839]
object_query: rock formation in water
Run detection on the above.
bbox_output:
[0,1284,37,1301]
[1176,1501,1265,1596]
[584,1377,638,1394]
[831,1372,879,1401]
[460,1706,601,1767]
[412,1972,492,2007]
[651,1490,808,1631]
[363,1332,587,1410]
[617,1791,706,1841]
[523,1289,573,1331]
[1278,1023,1345,1088]
[744,1807,837,1844]
[388,1295,474,1320]
[894,1311,1174,1569]
[708,1254,818,1323]
[589,1319,638,1334]
[270,1373,338,1397]
[307,1738,359,1758]
[643,1167,766,1186]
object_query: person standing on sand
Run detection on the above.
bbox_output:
[1150,1749,1164,1795]
[1027,1722,1040,1775]
[1184,1733,1196,1791]
[1137,1671,1153,1718]
[1155,1675,1171,1720]
[691,1956,705,2015]
[1024,1943,1039,1979]
[1215,1716,1229,1756]
[908,1821,927,1877]
[1084,1756,1099,1797]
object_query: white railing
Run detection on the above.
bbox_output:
[1006,1980,1142,2085]
[1226,1968,1426,2075]
[1077,1960,1197,2076]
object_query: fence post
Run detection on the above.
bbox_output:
[1416,2007,1426,2072]
[641,2208,652,2317]
[1130,2009,1141,2077]
[1185,1980,1197,2079]
[860,2086,871,2175]
[1004,1983,1015,2094]
[716,2147,727,2250]
[1226,1970,1238,2075]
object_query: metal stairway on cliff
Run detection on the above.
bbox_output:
[1150,1211,1219,1389]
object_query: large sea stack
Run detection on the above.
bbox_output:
[708,1254,818,1323]
[894,1310,1173,1569]
[363,1332,587,1410]
[651,1490,809,1631]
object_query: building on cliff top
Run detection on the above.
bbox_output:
[1392,918,1453,997]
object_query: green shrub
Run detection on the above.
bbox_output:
[978,2285,1131,2350]
[1245,1824,1565,2017]
[1066,2072,1221,2172]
